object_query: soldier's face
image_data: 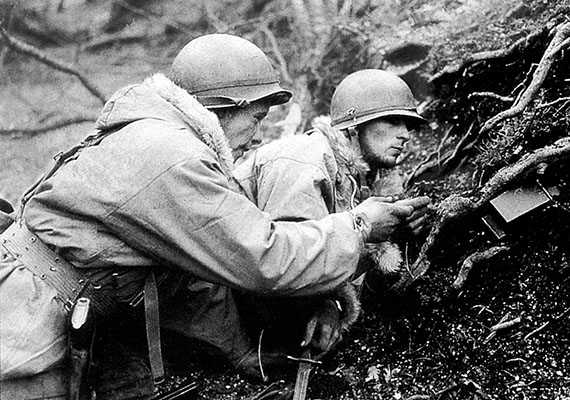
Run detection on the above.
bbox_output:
[218,101,270,160]
[357,117,411,168]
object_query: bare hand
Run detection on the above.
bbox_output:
[395,196,431,235]
[301,299,342,353]
[352,197,413,242]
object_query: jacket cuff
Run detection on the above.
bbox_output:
[348,210,371,245]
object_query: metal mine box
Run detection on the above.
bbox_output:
[482,183,560,239]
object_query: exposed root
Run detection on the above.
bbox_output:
[478,22,570,136]
[393,138,570,293]
[430,23,552,82]
[452,245,510,290]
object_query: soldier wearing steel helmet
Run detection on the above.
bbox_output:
[234,69,431,359]
[0,36,416,398]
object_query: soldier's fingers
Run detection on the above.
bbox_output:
[392,204,414,219]
[302,318,317,347]
[396,196,430,209]
[317,323,334,350]
[407,214,428,229]
[407,207,428,222]
[326,329,342,352]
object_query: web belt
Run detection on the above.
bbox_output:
[0,220,114,316]
[0,220,165,382]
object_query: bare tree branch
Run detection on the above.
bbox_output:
[0,115,97,137]
[0,25,107,104]
[260,24,293,83]
[111,0,191,35]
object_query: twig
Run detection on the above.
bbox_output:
[0,115,97,137]
[81,31,147,52]
[491,316,522,331]
[538,96,570,108]
[478,22,570,136]
[404,395,430,400]
[468,92,514,102]
[0,25,107,104]
[111,0,190,35]
[452,245,510,289]
[523,307,570,340]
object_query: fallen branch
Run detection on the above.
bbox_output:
[0,115,97,137]
[0,25,107,104]
[478,22,570,136]
[452,245,510,290]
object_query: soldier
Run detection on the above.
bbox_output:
[234,69,431,356]
[0,37,416,399]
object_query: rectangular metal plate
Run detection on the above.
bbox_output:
[490,185,559,223]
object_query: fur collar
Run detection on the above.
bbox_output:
[142,73,235,175]
[310,115,369,179]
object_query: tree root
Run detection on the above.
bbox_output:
[410,21,570,186]
[392,138,570,294]
[430,22,552,83]
[0,25,107,104]
[478,22,570,136]
[452,245,510,290]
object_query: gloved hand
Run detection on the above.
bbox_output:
[351,197,414,242]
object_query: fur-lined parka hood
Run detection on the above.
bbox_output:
[310,115,369,180]
[96,73,234,172]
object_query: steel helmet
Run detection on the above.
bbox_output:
[169,34,292,109]
[330,69,426,130]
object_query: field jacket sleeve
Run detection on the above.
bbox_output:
[102,153,363,297]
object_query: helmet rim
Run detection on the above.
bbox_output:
[332,108,426,130]
[170,33,291,109]
[194,81,292,109]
